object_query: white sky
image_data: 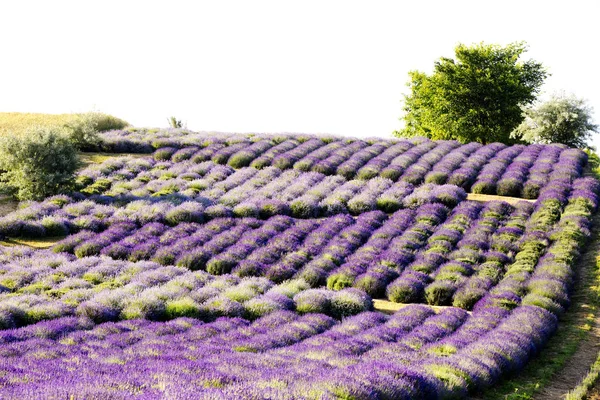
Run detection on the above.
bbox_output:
[1,0,599,146]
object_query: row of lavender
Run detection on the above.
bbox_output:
[0,298,560,397]
[0,177,466,238]
[0,172,594,315]
[0,174,596,398]
[0,245,373,329]
[0,179,593,397]
[91,129,587,199]
[0,136,583,238]
[43,204,512,301]
[4,177,584,313]
[391,175,593,310]
[76,157,466,213]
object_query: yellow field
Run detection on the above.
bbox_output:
[0,236,65,249]
[0,112,128,136]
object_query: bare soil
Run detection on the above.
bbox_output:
[466,192,536,205]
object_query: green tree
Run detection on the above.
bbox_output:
[64,112,129,150]
[0,127,80,200]
[512,93,598,149]
[168,116,183,128]
[395,42,547,144]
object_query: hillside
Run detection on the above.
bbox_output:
[0,128,597,399]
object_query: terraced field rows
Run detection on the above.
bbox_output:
[0,131,597,398]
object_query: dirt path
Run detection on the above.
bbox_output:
[466,192,536,205]
[533,212,600,399]
[372,299,470,315]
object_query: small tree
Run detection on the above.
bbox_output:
[63,112,128,150]
[168,116,183,128]
[512,93,598,149]
[0,127,80,200]
[396,41,547,144]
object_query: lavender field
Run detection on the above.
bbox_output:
[0,130,597,399]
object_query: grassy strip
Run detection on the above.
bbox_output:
[78,152,148,168]
[0,236,66,249]
[565,257,600,399]
[0,112,128,137]
[0,112,80,136]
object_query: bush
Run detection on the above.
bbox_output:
[76,301,120,323]
[204,296,245,319]
[294,289,332,314]
[164,202,205,225]
[228,153,254,169]
[176,249,210,271]
[164,297,201,319]
[64,112,128,150]
[326,273,355,291]
[154,147,177,161]
[354,272,390,298]
[121,295,166,320]
[233,203,259,218]
[40,216,69,236]
[0,127,80,201]
[206,255,238,275]
[329,288,373,318]
[74,241,103,258]
[243,294,291,320]
[266,278,310,298]
[424,281,456,306]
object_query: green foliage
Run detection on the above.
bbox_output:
[165,297,200,319]
[329,290,372,319]
[168,116,183,128]
[64,112,128,150]
[387,283,419,303]
[243,297,281,320]
[512,93,598,149]
[206,256,237,275]
[326,273,354,291]
[424,281,455,306]
[396,42,547,144]
[0,127,80,201]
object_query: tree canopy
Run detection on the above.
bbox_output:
[512,93,598,149]
[0,127,80,200]
[395,42,547,144]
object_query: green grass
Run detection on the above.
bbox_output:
[565,252,600,400]
[0,112,128,137]
[78,152,147,169]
